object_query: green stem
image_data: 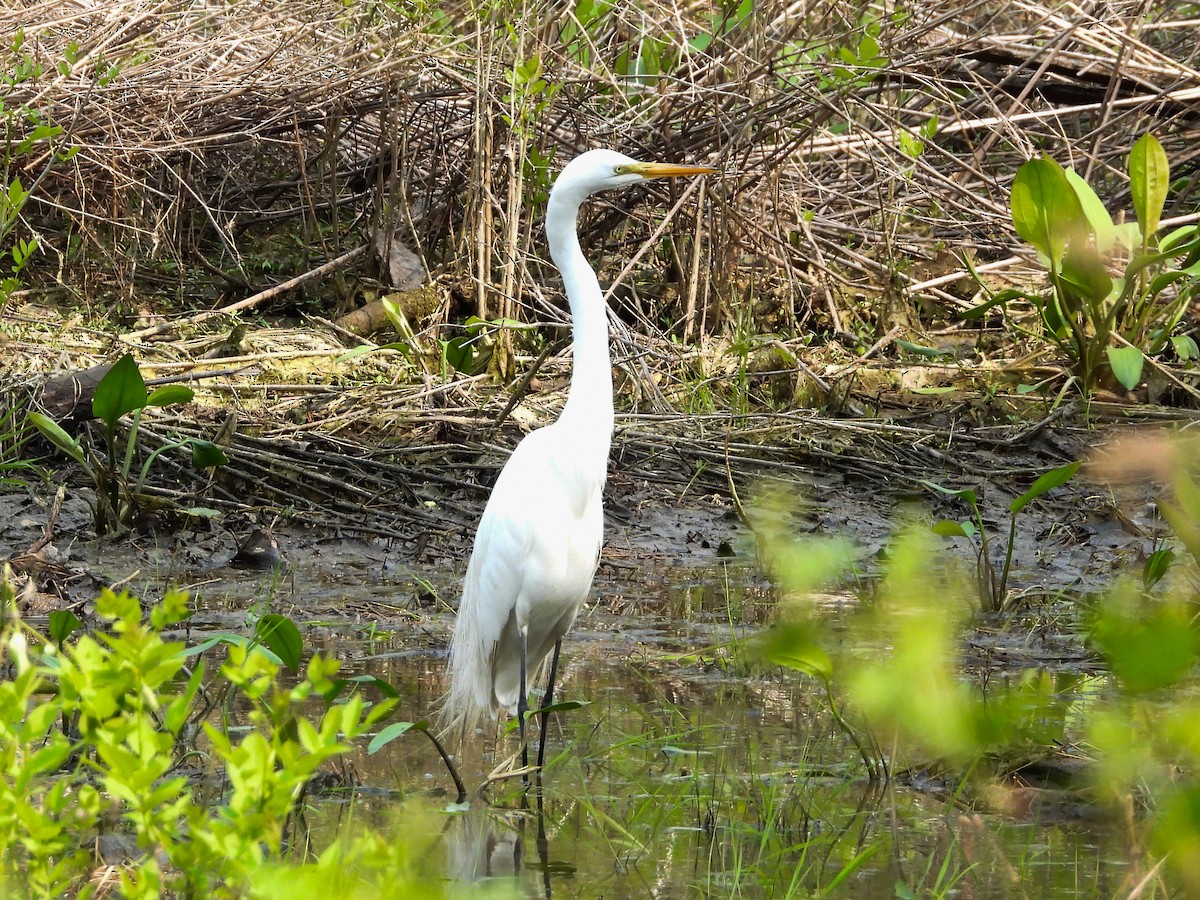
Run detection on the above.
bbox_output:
[121,408,142,481]
[135,440,189,494]
[997,515,1019,608]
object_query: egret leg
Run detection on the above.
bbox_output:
[536,638,563,775]
[517,629,530,785]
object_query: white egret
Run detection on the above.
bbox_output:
[442,149,716,774]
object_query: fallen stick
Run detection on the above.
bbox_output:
[124,244,369,342]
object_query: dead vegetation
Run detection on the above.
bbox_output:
[3,0,1200,529]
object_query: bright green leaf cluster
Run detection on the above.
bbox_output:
[973,133,1200,393]
[0,581,401,896]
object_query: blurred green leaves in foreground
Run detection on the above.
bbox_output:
[753,435,1200,892]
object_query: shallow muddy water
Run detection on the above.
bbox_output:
[0,482,1157,896]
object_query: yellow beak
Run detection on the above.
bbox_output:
[628,161,718,179]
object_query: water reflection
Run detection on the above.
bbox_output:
[445,794,558,898]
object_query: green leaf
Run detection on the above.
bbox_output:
[759,622,833,680]
[1113,222,1143,253]
[368,721,419,754]
[1148,270,1188,298]
[1011,157,1087,263]
[920,479,978,507]
[254,614,303,670]
[532,699,588,716]
[1130,133,1168,243]
[1010,461,1081,515]
[189,440,229,468]
[1172,335,1199,361]
[1060,242,1113,303]
[443,336,474,373]
[1092,595,1196,693]
[146,384,194,407]
[28,411,86,465]
[92,354,148,429]
[895,339,950,359]
[931,519,973,538]
[1106,345,1144,391]
[1143,547,1175,590]
[48,609,82,645]
[958,288,1030,321]
[322,674,401,704]
[1064,168,1116,253]
[1160,224,1199,255]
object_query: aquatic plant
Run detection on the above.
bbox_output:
[969,133,1200,394]
[756,437,1200,893]
[924,459,1081,611]
[0,577,415,896]
[28,353,228,535]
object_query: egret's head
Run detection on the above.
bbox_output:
[552,149,716,198]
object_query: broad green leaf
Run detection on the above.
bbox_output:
[254,614,303,670]
[1143,547,1175,590]
[1106,345,1144,391]
[92,354,148,428]
[1148,271,1188,298]
[1065,168,1116,253]
[27,742,74,776]
[1172,335,1199,361]
[931,519,973,538]
[1113,222,1143,253]
[443,336,474,373]
[1130,133,1168,243]
[1060,242,1112,303]
[759,622,833,679]
[189,440,229,468]
[920,479,978,507]
[381,296,414,339]
[336,345,374,362]
[1161,224,1199,255]
[1041,295,1068,339]
[1011,157,1087,263]
[28,411,86,465]
[1010,461,1081,515]
[48,609,82,645]
[368,720,420,754]
[146,384,194,407]
[531,699,589,717]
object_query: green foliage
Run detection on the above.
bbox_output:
[0,578,407,896]
[0,405,41,487]
[923,460,1081,611]
[755,435,1200,891]
[28,353,227,535]
[0,29,77,307]
[970,133,1200,393]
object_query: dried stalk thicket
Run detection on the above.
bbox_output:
[4,0,1199,533]
[5,1,1198,337]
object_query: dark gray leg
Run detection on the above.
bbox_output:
[536,638,563,776]
[518,629,530,785]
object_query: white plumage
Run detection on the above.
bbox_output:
[442,149,715,744]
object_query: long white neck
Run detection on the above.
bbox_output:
[545,182,614,451]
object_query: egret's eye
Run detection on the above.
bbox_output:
[613,165,628,176]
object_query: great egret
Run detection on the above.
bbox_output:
[442,149,716,774]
